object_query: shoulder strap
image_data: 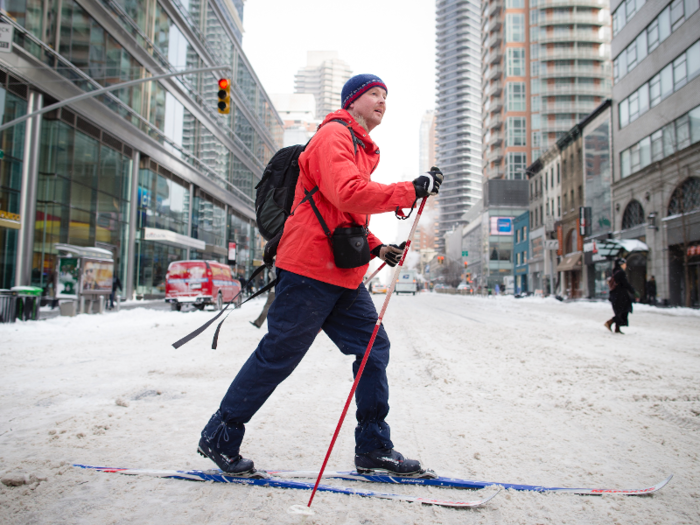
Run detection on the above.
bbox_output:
[329,118,361,156]
[286,119,363,240]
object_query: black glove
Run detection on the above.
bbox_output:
[371,242,406,267]
[413,166,444,198]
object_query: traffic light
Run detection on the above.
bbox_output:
[437,256,444,264]
[217,78,231,114]
[463,261,468,268]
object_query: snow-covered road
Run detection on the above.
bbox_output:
[1,293,699,524]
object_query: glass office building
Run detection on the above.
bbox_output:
[0,0,282,298]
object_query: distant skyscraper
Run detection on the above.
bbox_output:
[482,0,612,183]
[294,51,353,120]
[270,93,319,147]
[419,110,437,174]
[435,0,483,250]
[416,111,438,252]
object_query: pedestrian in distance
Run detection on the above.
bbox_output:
[646,275,657,306]
[197,74,444,478]
[109,274,122,310]
[604,258,636,334]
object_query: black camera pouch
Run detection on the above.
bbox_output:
[332,226,370,269]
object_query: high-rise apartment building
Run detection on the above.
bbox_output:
[482,0,612,183]
[435,0,484,250]
[294,51,352,120]
[610,0,700,306]
[0,0,282,298]
[415,111,439,255]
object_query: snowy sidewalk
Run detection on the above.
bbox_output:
[1,294,699,524]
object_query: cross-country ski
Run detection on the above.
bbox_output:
[73,464,500,508]
[269,470,674,496]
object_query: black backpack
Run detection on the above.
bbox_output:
[173,121,359,350]
[254,120,361,256]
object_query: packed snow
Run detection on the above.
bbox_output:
[1,293,699,524]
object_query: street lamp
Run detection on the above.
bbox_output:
[647,212,658,230]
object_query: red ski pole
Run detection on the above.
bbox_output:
[307,196,429,508]
[363,262,386,285]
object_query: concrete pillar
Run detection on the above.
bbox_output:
[187,182,194,260]
[125,151,140,300]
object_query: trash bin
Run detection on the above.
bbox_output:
[0,290,18,323]
[11,286,43,321]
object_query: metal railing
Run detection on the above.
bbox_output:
[486,147,504,162]
[540,66,611,79]
[539,13,606,26]
[540,102,599,114]
[540,84,610,96]
[485,81,503,98]
[539,31,606,44]
[540,49,608,61]
[539,0,605,7]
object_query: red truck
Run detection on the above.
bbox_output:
[165,260,242,311]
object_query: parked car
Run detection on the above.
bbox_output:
[165,260,242,311]
[457,282,471,293]
[371,282,387,294]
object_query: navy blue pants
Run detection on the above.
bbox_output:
[202,269,393,456]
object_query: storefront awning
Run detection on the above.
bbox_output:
[143,228,205,251]
[556,252,583,272]
[617,239,649,253]
[586,239,649,260]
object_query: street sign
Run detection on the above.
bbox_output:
[461,251,468,257]
[0,23,13,54]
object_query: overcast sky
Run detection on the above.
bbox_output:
[242,0,437,246]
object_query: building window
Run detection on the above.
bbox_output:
[622,200,645,229]
[507,14,525,42]
[618,41,700,129]
[507,48,526,76]
[620,104,700,179]
[506,82,526,111]
[668,177,700,215]
[507,117,527,146]
[507,152,527,179]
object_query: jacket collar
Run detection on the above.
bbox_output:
[319,109,378,152]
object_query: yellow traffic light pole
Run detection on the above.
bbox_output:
[0,66,230,133]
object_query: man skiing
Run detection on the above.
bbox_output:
[197,74,443,477]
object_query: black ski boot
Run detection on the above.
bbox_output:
[355,448,436,478]
[197,436,266,478]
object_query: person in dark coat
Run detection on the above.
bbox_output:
[604,258,636,333]
[646,275,657,305]
[109,275,122,309]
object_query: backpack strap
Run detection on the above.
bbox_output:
[329,118,361,155]
[288,120,361,238]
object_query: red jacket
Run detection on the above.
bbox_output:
[275,110,417,289]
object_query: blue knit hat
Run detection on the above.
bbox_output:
[341,74,388,110]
